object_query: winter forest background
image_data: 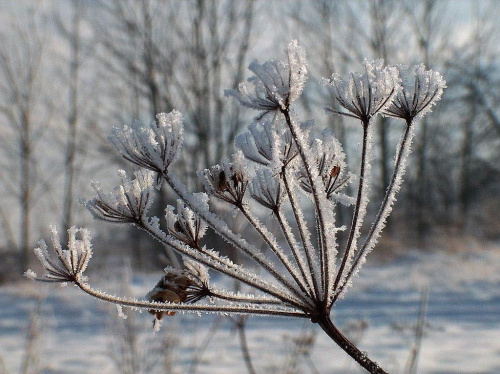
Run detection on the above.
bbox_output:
[1,1,499,373]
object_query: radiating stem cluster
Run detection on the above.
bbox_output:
[27,41,445,373]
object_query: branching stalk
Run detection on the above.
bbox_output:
[332,122,371,295]
[317,315,388,374]
[282,108,333,304]
[163,172,310,306]
[282,169,321,302]
[75,279,308,318]
[333,119,414,303]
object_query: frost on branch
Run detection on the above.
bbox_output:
[83,169,155,224]
[26,39,447,374]
[165,200,208,247]
[25,226,92,284]
[198,153,249,206]
[297,129,354,205]
[384,63,446,122]
[111,110,184,185]
[324,59,399,123]
[146,258,210,321]
[250,168,286,211]
[224,40,307,114]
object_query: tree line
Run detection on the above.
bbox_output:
[0,0,498,274]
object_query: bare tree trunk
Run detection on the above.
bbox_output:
[370,0,392,200]
[62,2,81,241]
[20,109,32,271]
[405,0,436,243]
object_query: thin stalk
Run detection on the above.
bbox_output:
[282,169,321,302]
[405,286,429,374]
[317,315,388,374]
[164,172,310,306]
[235,317,257,374]
[282,108,331,304]
[275,208,316,299]
[333,120,413,304]
[332,122,370,294]
[239,205,314,303]
[75,279,309,318]
[210,289,283,305]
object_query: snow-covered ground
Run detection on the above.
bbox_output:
[1,247,499,374]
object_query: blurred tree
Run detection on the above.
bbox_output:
[83,0,257,267]
[0,2,53,269]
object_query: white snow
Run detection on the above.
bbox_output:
[2,247,499,373]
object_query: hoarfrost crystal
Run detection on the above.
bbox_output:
[111,110,184,184]
[83,169,155,224]
[28,40,445,374]
[324,59,399,123]
[384,63,446,121]
[224,40,307,114]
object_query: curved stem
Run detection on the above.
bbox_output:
[75,279,309,318]
[235,317,257,374]
[317,315,388,374]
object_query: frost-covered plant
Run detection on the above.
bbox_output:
[26,41,445,374]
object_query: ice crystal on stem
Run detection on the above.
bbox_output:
[26,226,92,284]
[28,40,446,374]
[324,59,399,124]
[83,169,155,224]
[384,63,446,122]
[225,40,307,114]
[111,110,183,185]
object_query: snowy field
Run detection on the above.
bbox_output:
[1,247,499,374]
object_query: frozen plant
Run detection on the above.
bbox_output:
[26,41,445,374]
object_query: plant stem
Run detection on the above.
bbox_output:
[75,279,309,318]
[333,120,414,304]
[332,123,370,293]
[317,315,388,374]
[282,108,330,302]
[282,169,321,302]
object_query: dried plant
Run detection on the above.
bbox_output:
[26,41,445,373]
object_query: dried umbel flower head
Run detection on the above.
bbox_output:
[384,63,446,122]
[146,260,210,320]
[111,110,184,185]
[27,40,446,374]
[225,40,307,114]
[249,168,286,212]
[83,169,155,225]
[25,226,92,284]
[324,59,399,124]
[297,130,354,204]
[165,200,207,248]
[198,154,249,206]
